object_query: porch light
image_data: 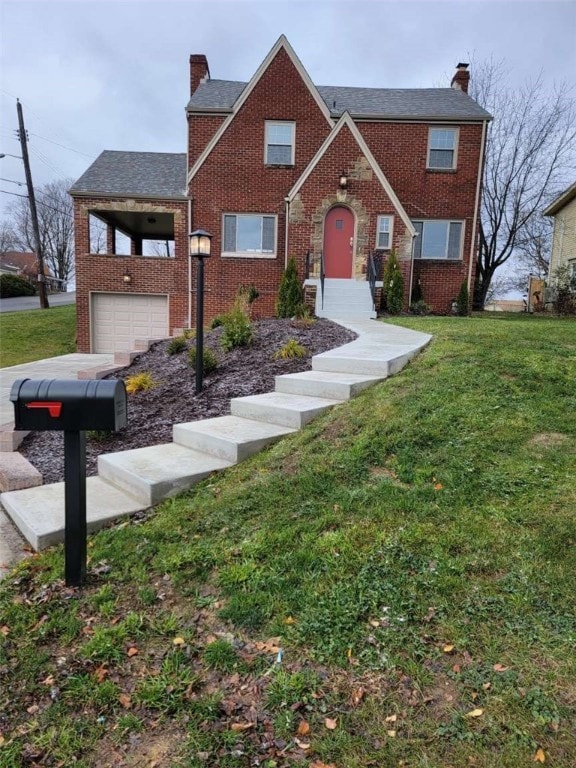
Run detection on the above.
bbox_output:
[339,171,348,190]
[123,272,132,284]
[189,229,212,258]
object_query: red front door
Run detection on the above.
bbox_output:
[323,206,354,278]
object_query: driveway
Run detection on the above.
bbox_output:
[0,291,76,313]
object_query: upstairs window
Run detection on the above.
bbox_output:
[412,220,463,260]
[376,215,393,249]
[428,127,458,169]
[223,214,276,257]
[265,121,295,165]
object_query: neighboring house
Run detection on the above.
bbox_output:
[70,36,490,353]
[544,181,576,282]
[0,251,61,291]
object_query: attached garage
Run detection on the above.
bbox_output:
[91,293,169,353]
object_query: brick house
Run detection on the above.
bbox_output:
[70,36,490,353]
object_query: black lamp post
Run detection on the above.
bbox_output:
[189,229,212,394]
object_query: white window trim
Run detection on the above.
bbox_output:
[427,126,459,170]
[221,213,278,259]
[413,219,465,260]
[264,121,296,166]
[375,215,394,250]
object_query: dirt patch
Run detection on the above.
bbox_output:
[527,432,570,449]
[19,319,356,484]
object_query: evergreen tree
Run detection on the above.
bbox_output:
[276,257,304,318]
[456,280,470,316]
[383,250,404,314]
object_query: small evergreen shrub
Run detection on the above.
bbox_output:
[125,372,157,394]
[166,336,187,355]
[188,346,218,375]
[87,429,113,442]
[220,302,253,351]
[410,299,430,315]
[383,250,404,314]
[210,315,225,329]
[0,273,36,298]
[276,257,304,318]
[274,338,309,360]
[411,279,424,304]
[182,328,196,340]
[456,280,470,316]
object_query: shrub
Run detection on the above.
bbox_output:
[411,279,424,304]
[210,315,225,329]
[276,257,303,318]
[0,273,36,298]
[238,283,260,305]
[551,265,576,315]
[87,429,113,442]
[383,250,404,314]
[182,328,195,340]
[220,302,253,351]
[188,345,218,375]
[410,299,430,315]
[274,338,309,360]
[166,336,187,355]
[456,280,470,316]
[292,304,315,326]
[125,372,157,394]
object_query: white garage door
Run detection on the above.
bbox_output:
[91,293,169,353]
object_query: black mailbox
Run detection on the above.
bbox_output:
[10,378,127,432]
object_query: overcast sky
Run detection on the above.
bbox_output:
[1,0,575,209]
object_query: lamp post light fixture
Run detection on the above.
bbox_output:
[339,171,348,190]
[0,153,24,160]
[189,229,212,394]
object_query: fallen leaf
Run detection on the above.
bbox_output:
[0,626,9,636]
[294,737,311,750]
[118,693,131,709]
[434,483,443,491]
[443,644,455,653]
[325,717,338,730]
[296,720,310,736]
[534,747,546,763]
[493,663,510,672]
[387,729,397,737]
[350,687,365,706]
[482,682,491,690]
[173,637,185,645]
[0,735,4,747]
[231,722,254,732]
[465,708,484,718]
[253,637,282,654]
[369,619,380,627]
[310,762,336,768]
[94,665,108,683]
[283,616,296,625]
[41,675,55,686]
[385,714,397,723]
[127,647,139,657]
[26,704,39,714]
[452,664,461,673]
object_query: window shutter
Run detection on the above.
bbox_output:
[413,221,423,259]
[447,222,462,259]
[224,215,236,252]
[262,216,275,253]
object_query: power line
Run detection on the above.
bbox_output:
[0,189,71,215]
[0,177,25,186]
[29,133,93,159]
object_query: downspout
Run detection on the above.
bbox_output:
[188,198,193,329]
[408,233,417,307]
[467,119,488,293]
[284,197,290,269]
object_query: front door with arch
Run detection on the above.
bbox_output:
[323,206,354,278]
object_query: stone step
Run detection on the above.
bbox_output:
[312,345,393,376]
[0,476,145,550]
[317,309,377,320]
[173,415,296,463]
[97,442,233,506]
[230,391,342,429]
[275,370,383,400]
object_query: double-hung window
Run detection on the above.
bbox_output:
[412,220,463,260]
[428,127,458,169]
[223,214,276,257]
[265,121,295,165]
[376,215,393,249]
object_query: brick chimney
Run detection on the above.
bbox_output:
[190,54,210,95]
[451,63,470,93]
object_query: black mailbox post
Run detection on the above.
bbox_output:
[10,379,127,587]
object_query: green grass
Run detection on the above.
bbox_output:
[0,315,575,767]
[0,304,76,367]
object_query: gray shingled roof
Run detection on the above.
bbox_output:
[188,79,491,120]
[70,151,187,198]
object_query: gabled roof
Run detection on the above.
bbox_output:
[70,151,187,199]
[288,112,416,237]
[188,35,333,182]
[189,80,491,121]
[543,181,576,216]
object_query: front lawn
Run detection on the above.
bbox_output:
[0,304,76,367]
[0,315,575,767]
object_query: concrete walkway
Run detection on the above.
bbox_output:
[0,320,432,576]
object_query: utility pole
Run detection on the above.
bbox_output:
[16,99,49,309]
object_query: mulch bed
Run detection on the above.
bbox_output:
[19,318,356,484]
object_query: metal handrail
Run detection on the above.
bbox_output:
[368,251,377,311]
[305,251,311,280]
[320,250,325,310]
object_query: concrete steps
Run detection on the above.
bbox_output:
[317,279,377,320]
[173,415,296,463]
[97,442,233,506]
[1,319,432,552]
[230,391,343,428]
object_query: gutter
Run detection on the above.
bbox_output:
[467,119,488,294]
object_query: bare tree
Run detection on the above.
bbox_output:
[8,178,75,284]
[507,213,552,291]
[470,60,576,309]
[0,221,17,255]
